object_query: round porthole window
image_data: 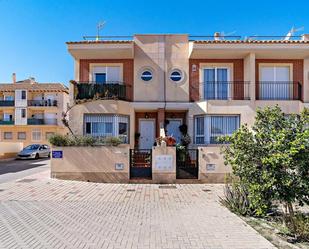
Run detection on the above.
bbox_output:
[170,69,182,82]
[141,70,153,82]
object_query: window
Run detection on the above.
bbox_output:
[21,90,26,100]
[3,113,13,121]
[45,132,55,140]
[92,122,113,136]
[92,66,121,83]
[4,96,14,101]
[141,70,153,81]
[170,69,182,82]
[4,132,13,140]
[203,67,230,100]
[194,115,240,144]
[21,109,26,118]
[18,132,26,140]
[84,114,129,143]
[118,122,128,138]
[32,130,41,141]
[260,66,291,100]
[95,73,106,84]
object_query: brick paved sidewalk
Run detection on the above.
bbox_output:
[0,174,276,249]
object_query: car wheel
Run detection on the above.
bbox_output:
[35,153,39,159]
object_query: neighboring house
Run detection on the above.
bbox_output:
[66,34,309,182]
[0,75,69,147]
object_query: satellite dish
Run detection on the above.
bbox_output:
[214,31,236,41]
[284,26,304,41]
[96,21,106,41]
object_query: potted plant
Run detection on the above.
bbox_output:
[165,136,176,146]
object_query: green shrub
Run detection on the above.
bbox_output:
[103,136,122,146]
[48,134,123,147]
[48,133,69,146]
[220,106,309,217]
[285,213,309,241]
[220,179,254,216]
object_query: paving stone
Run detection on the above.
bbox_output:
[0,175,276,249]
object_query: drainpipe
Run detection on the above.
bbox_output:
[163,35,167,135]
[163,35,167,110]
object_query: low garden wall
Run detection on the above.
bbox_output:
[50,144,230,183]
[51,145,130,183]
[0,142,23,159]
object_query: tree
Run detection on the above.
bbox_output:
[220,106,309,220]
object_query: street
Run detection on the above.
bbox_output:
[0,158,50,183]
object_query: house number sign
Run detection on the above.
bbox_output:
[155,155,173,171]
[52,151,63,159]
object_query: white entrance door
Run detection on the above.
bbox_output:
[166,119,182,143]
[139,119,155,149]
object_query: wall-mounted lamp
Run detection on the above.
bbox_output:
[145,113,149,119]
[192,64,197,72]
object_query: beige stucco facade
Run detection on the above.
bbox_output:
[65,34,309,183]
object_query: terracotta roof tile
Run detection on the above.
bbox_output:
[193,40,309,44]
[0,83,69,93]
[66,40,133,44]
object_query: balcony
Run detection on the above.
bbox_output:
[194,81,250,100]
[0,120,14,125]
[27,118,57,125]
[0,100,14,106]
[256,81,302,101]
[73,81,132,102]
[28,100,58,107]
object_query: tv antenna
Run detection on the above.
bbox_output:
[284,26,304,40]
[96,21,106,41]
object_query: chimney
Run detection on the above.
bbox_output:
[12,73,16,84]
[214,32,221,41]
[302,34,309,41]
[29,77,36,84]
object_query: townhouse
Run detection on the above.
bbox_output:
[0,75,69,146]
[66,34,309,182]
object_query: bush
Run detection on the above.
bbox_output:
[285,213,309,241]
[220,179,254,216]
[48,133,69,146]
[103,136,122,146]
[48,134,123,147]
[220,106,309,217]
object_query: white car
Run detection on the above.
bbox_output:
[17,144,51,159]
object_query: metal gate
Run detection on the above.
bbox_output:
[129,149,152,179]
[176,149,199,179]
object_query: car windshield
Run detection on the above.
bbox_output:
[24,144,40,150]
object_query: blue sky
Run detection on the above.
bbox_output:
[0,0,308,86]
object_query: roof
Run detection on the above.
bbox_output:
[0,82,69,93]
[193,40,309,44]
[66,40,133,44]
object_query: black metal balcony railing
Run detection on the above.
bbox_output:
[257,81,302,101]
[0,120,14,125]
[27,118,57,125]
[0,100,14,106]
[193,81,250,100]
[28,100,58,107]
[74,82,131,101]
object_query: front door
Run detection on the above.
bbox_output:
[166,119,182,143]
[139,119,155,149]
